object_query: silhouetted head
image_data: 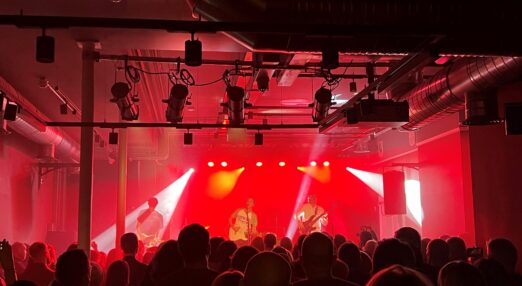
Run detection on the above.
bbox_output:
[475,258,510,286]
[334,234,346,251]
[105,248,124,270]
[427,239,449,269]
[231,246,259,273]
[363,240,378,258]
[12,242,27,261]
[293,234,307,259]
[332,259,349,280]
[55,249,90,286]
[359,251,373,277]
[367,265,433,286]
[338,242,361,268]
[487,238,518,274]
[438,261,486,286]
[148,197,158,209]
[251,237,264,252]
[359,231,373,248]
[395,227,422,265]
[120,233,139,256]
[447,237,466,262]
[272,246,292,264]
[373,239,415,273]
[301,232,335,278]
[178,223,210,264]
[210,237,225,261]
[212,271,243,286]
[28,242,49,264]
[242,252,291,286]
[280,237,293,252]
[105,260,129,286]
[214,240,237,272]
[150,240,183,283]
[264,233,277,250]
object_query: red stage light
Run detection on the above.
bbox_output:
[256,162,263,167]
[323,161,330,167]
[310,161,317,167]
[279,161,286,167]
[221,161,228,167]
[208,162,215,167]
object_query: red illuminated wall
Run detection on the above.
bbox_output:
[468,126,522,272]
[418,129,475,244]
[0,136,55,243]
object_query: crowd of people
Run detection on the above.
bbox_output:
[1,225,521,286]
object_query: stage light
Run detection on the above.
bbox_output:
[221,161,228,167]
[322,46,339,70]
[208,162,215,167]
[207,167,245,199]
[323,161,330,167]
[185,34,202,67]
[226,86,245,124]
[312,87,333,122]
[256,70,270,92]
[36,29,54,63]
[254,133,263,145]
[279,161,286,167]
[109,130,118,145]
[310,161,317,167]
[111,82,139,121]
[164,84,189,123]
[256,162,263,167]
[3,101,19,121]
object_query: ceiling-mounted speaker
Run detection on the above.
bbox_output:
[185,39,202,67]
[322,46,339,70]
[184,133,193,145]
[254,133,263,145]
[36,34,55,63]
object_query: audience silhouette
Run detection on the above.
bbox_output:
[3,224,522,286]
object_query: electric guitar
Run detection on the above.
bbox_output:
[298,212,327,235]
[229,225,258,242]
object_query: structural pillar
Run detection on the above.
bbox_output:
[116,129,128,249]
[78,42,96,255]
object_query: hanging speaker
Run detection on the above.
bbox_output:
[383,170,407,215]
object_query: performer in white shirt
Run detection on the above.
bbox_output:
[228,198,258,245]
[295,194,328,235]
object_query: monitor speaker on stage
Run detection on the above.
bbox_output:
[383,170,407,215]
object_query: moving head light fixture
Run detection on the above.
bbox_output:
[164,83,190,123]
[110,82,139,121]
[312,87,333,122]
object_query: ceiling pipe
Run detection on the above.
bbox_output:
[0,76,80,162]
[397,57,522,130]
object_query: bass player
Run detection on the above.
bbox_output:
[295,194,328,235]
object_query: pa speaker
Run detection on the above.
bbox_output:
[383,170,407,215]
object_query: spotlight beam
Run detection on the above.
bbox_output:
[93,169,194,252]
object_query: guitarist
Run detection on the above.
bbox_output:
[136,197,164,247]
[228,198,258,246]
[296,194,328,235]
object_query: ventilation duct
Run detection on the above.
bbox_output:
[0,76,80,162]
[397,57,522,130]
